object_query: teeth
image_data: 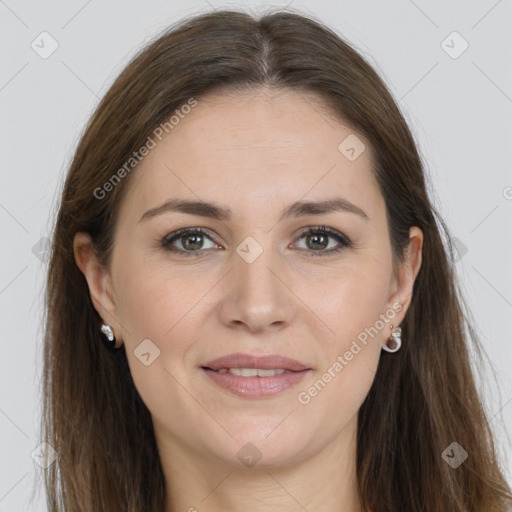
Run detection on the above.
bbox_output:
[255,368,285,377]
[216,368,286,377]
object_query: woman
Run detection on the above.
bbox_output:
[41,8,512,512]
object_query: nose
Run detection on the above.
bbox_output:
[217,245,297,333]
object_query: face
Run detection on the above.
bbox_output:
[77,87,422,469]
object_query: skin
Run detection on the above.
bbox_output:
[74,87,423,512]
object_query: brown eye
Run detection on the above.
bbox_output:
[180,233,204,251]
[162,228,220,256]
[293,226,351,257]
[304,232,329,250]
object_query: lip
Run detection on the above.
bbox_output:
[201,352,311,399]
[202,353,310,372]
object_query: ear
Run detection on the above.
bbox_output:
[386,226,423,324]
[73,232,123,344]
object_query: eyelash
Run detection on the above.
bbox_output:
[161,226,352,258]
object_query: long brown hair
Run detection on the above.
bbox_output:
[41,9,512,511]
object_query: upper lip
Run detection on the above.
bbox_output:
[202,352,310,372]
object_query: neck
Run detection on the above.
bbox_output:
[158,415,363,512]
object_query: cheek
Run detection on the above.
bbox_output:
[295,268,389,433]
[113,253,209,341]
[112,257,216,403]
[305,252,392,398]
[312,257,393,345]
[112,260,210,426]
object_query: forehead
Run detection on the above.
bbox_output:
[120,87,383,223]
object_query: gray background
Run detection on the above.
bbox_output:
[1,0,511,509]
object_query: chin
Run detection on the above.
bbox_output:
[209,426,314,470]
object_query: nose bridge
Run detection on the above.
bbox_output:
[218,233,295,331]
[236,239,279,297]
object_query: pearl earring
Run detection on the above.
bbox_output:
[382,324,402,353]
[100,323,120,350]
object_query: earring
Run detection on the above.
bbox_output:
[100,323,121,350]
[382,324,402,353]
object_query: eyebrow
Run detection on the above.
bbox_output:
[138,197,368,224]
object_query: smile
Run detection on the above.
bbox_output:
[201,352,312,398]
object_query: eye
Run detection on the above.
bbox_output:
[161,225,352,257]
[161,227,221,256]
[292,226,352,256]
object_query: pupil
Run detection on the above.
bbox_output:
[307,233,328,250]
[183,234,203,250]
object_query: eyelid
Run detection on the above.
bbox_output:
[291,225,352,255]
[293,225,350,243]
[161,227,222,253]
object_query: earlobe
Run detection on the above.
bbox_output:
[73,232,121,341]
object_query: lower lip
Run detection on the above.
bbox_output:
[202,368,310,398]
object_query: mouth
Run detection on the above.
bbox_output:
[200,352,311,398]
